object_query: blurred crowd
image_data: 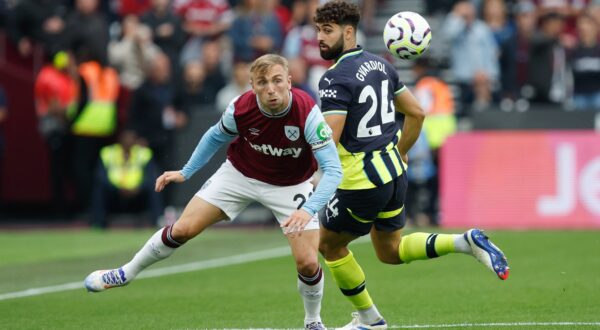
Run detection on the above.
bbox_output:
[1,0,599,228]
[428,0,600,115]
[0,0,377,227]
[399,0,600,226]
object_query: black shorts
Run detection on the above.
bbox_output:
[320,173,408,236]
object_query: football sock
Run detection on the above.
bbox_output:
[325,251,378,317]
[358,304,384,325]
[297,265,324,324]
[454,234,472,253]
[399,232,468,263]
[122,226,183,279]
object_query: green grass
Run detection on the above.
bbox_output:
[0,228,599,329]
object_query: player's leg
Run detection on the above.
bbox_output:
[370,226,509,279]
[84,196,227,292]
[264,179,326,329]
[370,226,472,265]
[85,161,253,292]
[287,229,325,329]
[319,192,387,329]
[371,176,509,279]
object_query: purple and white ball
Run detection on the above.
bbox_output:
[383,11,432,60]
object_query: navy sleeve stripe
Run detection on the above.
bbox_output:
[219,119,236,136]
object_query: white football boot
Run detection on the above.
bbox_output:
[465,228,510,280]
[84,268,129,292]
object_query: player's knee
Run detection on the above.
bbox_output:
[318,240,333,259]
[374,247,401,265]
[319,240,347,261]
[170,222,197,242]
[296,257,319,275]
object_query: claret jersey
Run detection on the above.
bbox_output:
[220,88,333,186]
[319,46,407,190]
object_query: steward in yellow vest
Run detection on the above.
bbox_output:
[70,60,120,213]
[70,61,119,137]
[412,57,457,151]
[91,130,163,228]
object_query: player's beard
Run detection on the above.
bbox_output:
[320,36,344,60]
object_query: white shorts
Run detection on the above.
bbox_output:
[195,160,320,231]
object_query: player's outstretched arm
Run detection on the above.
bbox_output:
[282,142,342,237]
[155,171,185,192]
[394,89,425,162]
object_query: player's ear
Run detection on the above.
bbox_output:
[344,25,354,41]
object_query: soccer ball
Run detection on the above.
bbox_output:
[383,11,432,60]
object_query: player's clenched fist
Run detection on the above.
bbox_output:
[155,171,185,192]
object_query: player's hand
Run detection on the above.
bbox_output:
[155,171,185,192]
[281,209,313,238]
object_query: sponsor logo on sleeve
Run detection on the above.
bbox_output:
[316,121,332,141]
[319,89,337,98]
[312,122,333,150]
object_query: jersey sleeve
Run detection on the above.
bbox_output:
[218,96,239,136]
[304,104,333,150]
[301,142,342,215]
[318,73,352,115]
[389,64,407,95]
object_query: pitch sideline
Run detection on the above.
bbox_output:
[0,246,293,301]
[0,235,373,302]
[388,322,600,328]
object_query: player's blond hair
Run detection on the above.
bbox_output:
[250,54,289,78]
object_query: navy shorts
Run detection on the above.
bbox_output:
[320,173,408,236]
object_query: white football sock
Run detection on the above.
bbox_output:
[358,304,383,324]
[297,266,324,324]
[454,234,472,254]
[121,227,181,279]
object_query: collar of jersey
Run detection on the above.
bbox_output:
[256,91,292,118]
[329,46,363,70]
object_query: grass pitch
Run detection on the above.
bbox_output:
[0,227,599,329]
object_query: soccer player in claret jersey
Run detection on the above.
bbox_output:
[313,1,509,329]
[84,54,342,330]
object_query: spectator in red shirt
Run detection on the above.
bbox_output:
[174,0,234,65]
[113,0,151,17]
[34,50,78,214]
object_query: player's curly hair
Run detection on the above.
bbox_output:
[314,0,360,30]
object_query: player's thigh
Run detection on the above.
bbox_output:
[373,174,408,233]
[259,179,319,231]
[195,161,256,222]
[369,227,402,264]
[172,196,228,240]
[287,229,320,273]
